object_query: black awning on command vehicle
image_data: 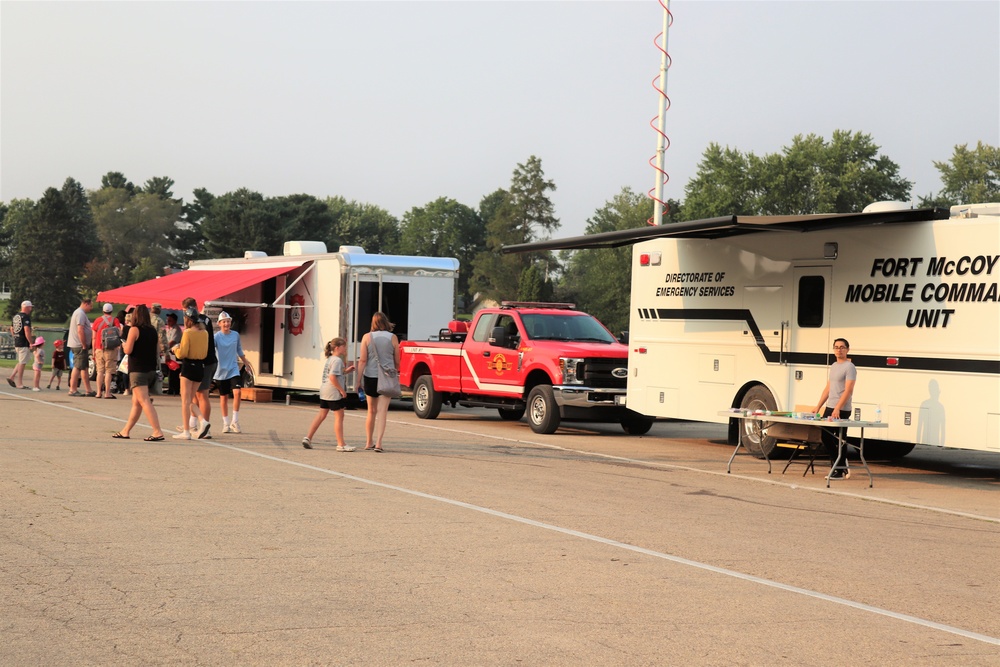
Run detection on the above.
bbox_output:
[501,207,950,254]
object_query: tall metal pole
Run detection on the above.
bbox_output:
[652,0,671,225]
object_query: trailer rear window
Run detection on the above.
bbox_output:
[797,276,825,328]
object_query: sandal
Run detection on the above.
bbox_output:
[373,446,384,453]
[144,435,165,442]
[112,432,130,439]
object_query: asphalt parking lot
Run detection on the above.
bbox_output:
[2,389,998,665]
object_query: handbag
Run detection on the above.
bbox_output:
[369,335,401,398]
[118,354,129,374]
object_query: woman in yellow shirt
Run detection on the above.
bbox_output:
[171,308,208,440]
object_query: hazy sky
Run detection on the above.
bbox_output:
[2,1,998,239]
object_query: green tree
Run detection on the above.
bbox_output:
[173,187,214,261]
[90,187,181,287]
[100,171,137,196]
[324,196,400,254]
[919,141,1000,207]
[142,176,177,200]
[7,186,97,319]
[202,189,284,257]
[398,197,485,305]
[682,131,912,219]
[471,156,559,304]
[556,188,664,334]
[275,194,337,245]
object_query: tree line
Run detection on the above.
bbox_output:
[1,132,996,335]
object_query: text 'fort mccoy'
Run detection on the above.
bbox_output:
[847,255,999,328]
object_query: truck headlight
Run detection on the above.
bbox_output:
[560,357,585,385]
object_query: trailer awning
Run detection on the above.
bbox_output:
[501,207,951,253]
[97,261,309,310]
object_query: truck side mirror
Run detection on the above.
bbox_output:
[489,325,507,347]
[618,331,629,344]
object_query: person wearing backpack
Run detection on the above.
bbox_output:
[92,303,122,399]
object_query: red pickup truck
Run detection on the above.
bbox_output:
[398,302,654,435]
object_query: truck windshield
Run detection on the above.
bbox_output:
[520,314,617,344]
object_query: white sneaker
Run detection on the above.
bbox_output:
[222,423,232,434]
[336,445,356,452]
[173,431,191,440]
[195,421,211,439]
[32,387,40,392]
[230,422,241,434]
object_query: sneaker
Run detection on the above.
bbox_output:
[32,387,40,392]
[230,422,241,434]
[222,423,233,434]
[302,437,313,449]
[826,469,851,480]
[196,422,211,440]
[336,445,357,452]
[172,431,192,440]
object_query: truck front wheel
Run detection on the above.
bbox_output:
[413,375,442,420]
[527,385,560,434]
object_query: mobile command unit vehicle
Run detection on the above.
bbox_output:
[99,242,458,394]
[504,203,1000,457]
[398,302,655,434]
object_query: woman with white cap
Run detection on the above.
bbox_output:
[213,311,251,433]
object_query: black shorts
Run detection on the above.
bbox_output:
[217,375,244,397]
[181,360,204,382]
[319,398,346,411]
[363,375,382,398]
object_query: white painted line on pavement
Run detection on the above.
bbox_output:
[207,439,1000,647]
[381,417,1000,524]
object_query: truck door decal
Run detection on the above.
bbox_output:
[487,353,513,375]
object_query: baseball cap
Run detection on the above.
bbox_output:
[21,300,33,308]
[34,336,45,346]
[103,303,114,313]
[218,311,232,321]
[125,304,136,313]
[54,339,64,347]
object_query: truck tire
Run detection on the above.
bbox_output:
[739,385,778,459]
[527,385,560,434]
[412,375,442,420]
[621,417,654,435]
[498,407,525,421]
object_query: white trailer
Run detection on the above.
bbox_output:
[100,242,459,394]
[504,203,1000,457]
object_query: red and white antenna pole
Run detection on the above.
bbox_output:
[649,0,672,225]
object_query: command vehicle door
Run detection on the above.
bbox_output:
[460,312,526,396]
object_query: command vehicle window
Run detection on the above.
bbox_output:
[797,276,825,328]
[471,314,494,342]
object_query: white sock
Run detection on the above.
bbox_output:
[223,416,231,427]
[189,416,197,429]
[232,411,239,423]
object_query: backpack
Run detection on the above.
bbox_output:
[102,323,122,349]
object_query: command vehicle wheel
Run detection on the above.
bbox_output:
[739,385,778,458]
[527,385,560,434]
[412,375,442,419]
[621,417,654,435]
[498,407,525,421]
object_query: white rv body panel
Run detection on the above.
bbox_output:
[627,206,1000,453]
[191,248,458,393]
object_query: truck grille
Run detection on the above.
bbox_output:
[583,358,628,389]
